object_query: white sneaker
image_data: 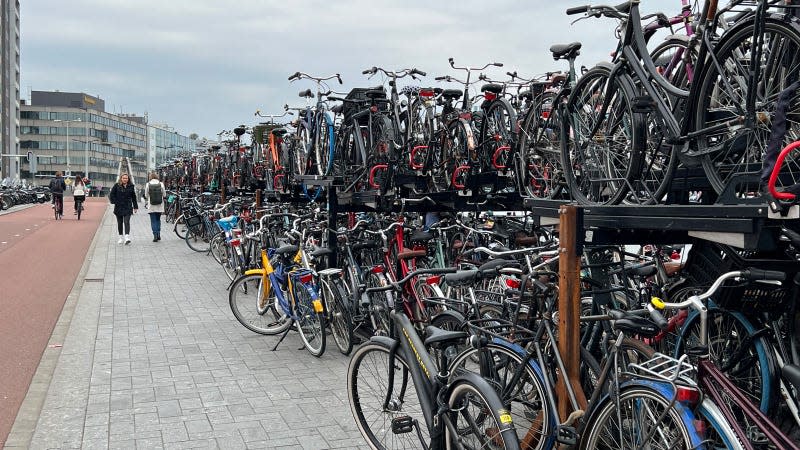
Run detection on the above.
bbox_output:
[124,235,131,245]
[117,237,124,245]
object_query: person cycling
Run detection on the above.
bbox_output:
[49,171,67,216]
[73,175,87,215]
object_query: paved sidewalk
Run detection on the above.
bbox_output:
[7,206,366,449]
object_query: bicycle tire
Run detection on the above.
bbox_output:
[221,243,240,281]
[228,273,291,335]
[445,373,522,450]
[293,278,326,357]
[448,341,554,450]
[348,340,429,450]
[675,306,772,412]
[365,271,393,336]
[481,98,517,190]
[695,17,800,195]
[185,226,211,253]
[578,383,704,449]
[210,233,226,265]
[518,90,566,199]
[561,64,645,205]
[320,276,354,355]
[173,215,188,239]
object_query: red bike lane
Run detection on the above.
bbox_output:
[0,197,106,446]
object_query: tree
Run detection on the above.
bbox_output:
[189,133,199,140]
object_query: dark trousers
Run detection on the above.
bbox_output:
[116,214,131,235]
[74,195,85,211]
[149,212,162,234]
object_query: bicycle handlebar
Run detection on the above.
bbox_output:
[364,267,458,293]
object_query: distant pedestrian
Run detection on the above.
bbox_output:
[109,173,138,245]
[73,175,87,215]
[144,172,166,242]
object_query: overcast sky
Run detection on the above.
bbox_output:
[21,1,676,141]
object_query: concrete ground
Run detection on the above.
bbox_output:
[5,205,366,449]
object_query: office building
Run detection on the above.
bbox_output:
[19,91,148,194]
[0,0,20,180]
[148,123,196,171]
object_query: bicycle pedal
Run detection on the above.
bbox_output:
[391,416,415,434]
[556,425,577,446]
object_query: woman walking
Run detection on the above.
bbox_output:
[109,173,138,245]
[144,172,166,242]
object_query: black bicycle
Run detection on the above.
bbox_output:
[347,267,522,450]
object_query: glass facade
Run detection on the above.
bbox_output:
[148,125,197,170]
[19,103,148,190]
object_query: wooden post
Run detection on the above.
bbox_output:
[557,205,587,421]
[255,189,262,219]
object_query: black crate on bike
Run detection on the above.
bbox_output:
[185,214,204,233]
[343,86,387,123]
[683,240,799,312]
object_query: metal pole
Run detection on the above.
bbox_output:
[66,119,70,175]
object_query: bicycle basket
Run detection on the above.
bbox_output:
[683,240,798,312]
[343,86,387,123]
[185,214,204,233]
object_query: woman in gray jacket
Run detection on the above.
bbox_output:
[144,172,166,242]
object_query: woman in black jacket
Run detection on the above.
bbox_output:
[109,173,138,245]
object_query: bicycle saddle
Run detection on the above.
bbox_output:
[274,244,299,256]
[623,264,657,278]
[782,364,800,393]
[311,246,332,258]
[397,249,427,260]
[424,326,468,349]
[613,317,660,338]
[441,89,463,100]
[298,89,314,98]
[410,230,433,242]
[480,83,503,94]
[271,128,287,136]
[515,234,538,246]
[331,104,344,115]
[352,240,381,251]
[477,258,520,272]
[550,42,582,60]
[364,89,386,100]
[444,270,479,287]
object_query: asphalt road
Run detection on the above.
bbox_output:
[0,197,105,446]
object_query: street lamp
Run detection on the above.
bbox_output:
[77,138,112,179]
[53,117,82,176]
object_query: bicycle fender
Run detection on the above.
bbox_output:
[431,309,465,325]
[447,371,518,434]
[244,269,265,276]
[369,335,398,350]
[614,379,705,447]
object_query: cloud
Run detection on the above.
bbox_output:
[21,0,670,140]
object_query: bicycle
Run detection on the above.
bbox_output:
[656,268,800,449]
[348,267,522,450]
[53,194,63,220]
[562,1,800,204]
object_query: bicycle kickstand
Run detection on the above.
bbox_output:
[271,319,295,352]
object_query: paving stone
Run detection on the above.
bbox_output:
[22,210,364,448]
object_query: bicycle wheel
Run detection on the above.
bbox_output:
[561,64,644,205]
[448,342,554,450]
[445,374,522,450]
[695,18,800,195]
[210,233,226,265]
[444,121,472,190]
[221,243,240,281]
[348,341,430,449]
[293,278,326,357]
[365,271,393,336]
[578,384,703,449]
[315,114,332,176]
[185,226,211,253]
[519,91,566,199]
[174,215,188,239]
[675,307,772,412]
[482,98,517,190]
[228,273,291,335]
[320,276,354,355]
